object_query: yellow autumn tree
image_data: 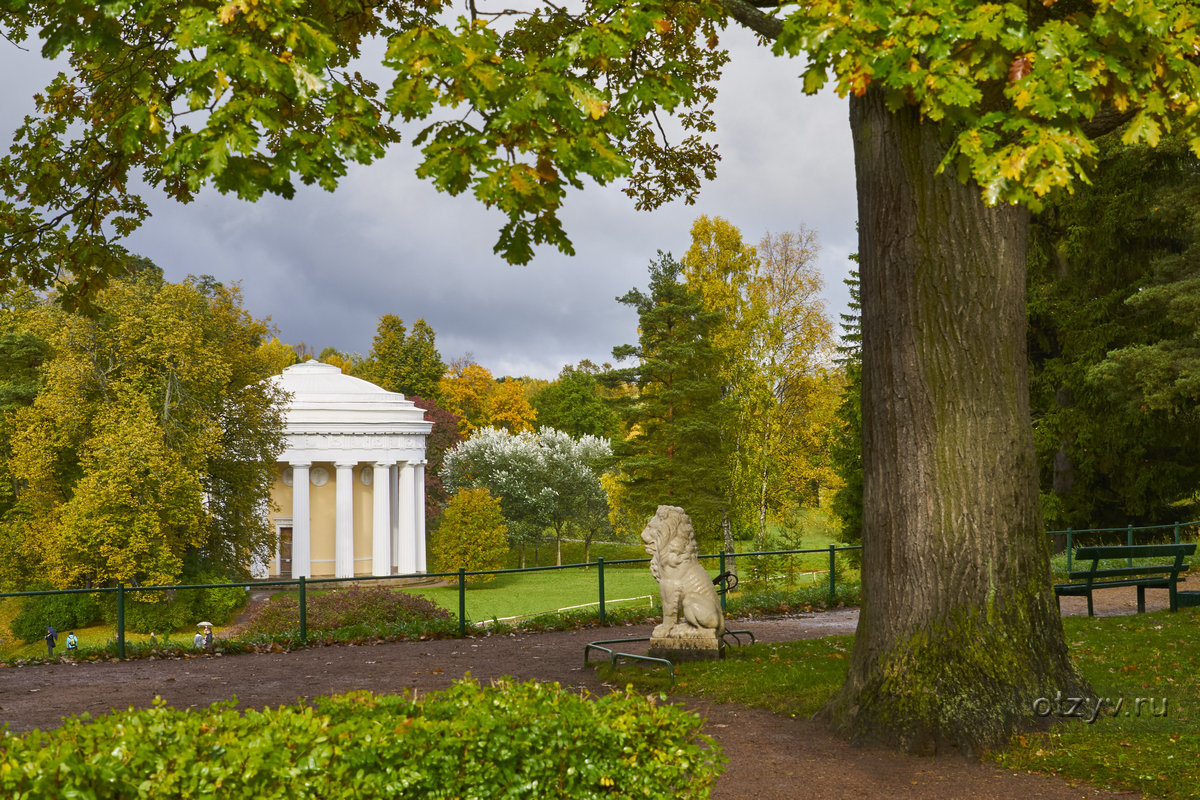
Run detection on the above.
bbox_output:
[680,216,840,551]
[485,379,537,434]
[440,359,537,435]
[256,337,298,375]
[430,487,509,583]
[681,215,759,556]
[747,227,841,547]
[0,272,286,589]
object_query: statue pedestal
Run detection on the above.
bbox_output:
[648,632,721,662]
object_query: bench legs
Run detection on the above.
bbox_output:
[1136,585,1146,614]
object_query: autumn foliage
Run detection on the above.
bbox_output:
[429,488,509,582]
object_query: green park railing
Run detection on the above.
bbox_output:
[0,544,862,657]
[9,521,1200,660]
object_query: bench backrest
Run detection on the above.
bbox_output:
[1070,543,1196,582]
[1075,543,1196,561]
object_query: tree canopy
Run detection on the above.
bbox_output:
[362,315,446,399]
[0,271,286,589]
[530,362,620,440]
[5,1,1199,306]
[1029,129,1200,528]
[611,250,730,546]
[439,359,537,435]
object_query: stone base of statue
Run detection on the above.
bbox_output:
[648,630,722,662]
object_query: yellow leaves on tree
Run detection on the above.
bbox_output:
[256,336,299,375]
[429,487,509,582]
[599,470,643,542]
[438,359,537,436]
[678,216,841,545]
[2,272,286,588]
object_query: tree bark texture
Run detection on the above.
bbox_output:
[822,90,1085,754]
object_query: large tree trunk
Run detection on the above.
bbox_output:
[821,90,1086,754]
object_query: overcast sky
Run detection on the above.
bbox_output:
[2,26,857,380]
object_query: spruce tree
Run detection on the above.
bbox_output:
[830,260,863,544]
[610,252,731,547]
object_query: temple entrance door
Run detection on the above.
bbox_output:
[279,527,293,579]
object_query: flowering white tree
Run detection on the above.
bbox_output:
[443,427,612,566]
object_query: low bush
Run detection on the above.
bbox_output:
[11,590,102,643]
[247,584,453,637]
[725,582,861,618]
[0,680,724,798]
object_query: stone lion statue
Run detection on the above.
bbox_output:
[641,505,724,639]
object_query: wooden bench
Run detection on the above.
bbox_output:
[1054,543,1196,616]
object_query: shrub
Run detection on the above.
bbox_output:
[0,680,724,798]
[430,487,509,582]
[11,590,102,643]
[247,585,452,637]
[100,577,247,634]
[725,582,861,617]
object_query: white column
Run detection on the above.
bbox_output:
[390,464,400,570]
[372,462,391,576]
[335,462,355,578]
[398,461,417,574]
[414,461,428,573]
[292,462,312,578]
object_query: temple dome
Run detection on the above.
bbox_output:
[271,360,431,433]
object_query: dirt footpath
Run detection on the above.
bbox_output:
[0,601,1154,799]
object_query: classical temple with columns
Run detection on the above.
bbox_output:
[257,361,433,579]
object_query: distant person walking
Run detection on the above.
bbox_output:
[203,626,214,652]
[44,627,57,658]
[65,632,78,656]
[193,630,204,648]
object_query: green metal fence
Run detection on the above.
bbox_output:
[9,520,1199,659]
[0,544,862,657]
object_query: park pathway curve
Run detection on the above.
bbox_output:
[0,607,1144,799]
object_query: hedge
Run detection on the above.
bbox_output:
[0,679,724,798]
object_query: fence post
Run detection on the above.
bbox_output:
[298,576,307,644]
[828,545,837,605]
[598,557,606,624]
[458,568,466,637]
[719,551,727,611]
[1065,529,1073,574]
[116,583,126,659]
[1127,524,1134,567]
[1175,521,1181,545]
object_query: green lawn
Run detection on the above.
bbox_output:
[994,610,1200,799]
[0,598,186,659]
[410,566,664,623]
[0,540,853,655]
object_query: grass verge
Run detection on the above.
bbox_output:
[604,607,1200,800]
[993,610,1200,799]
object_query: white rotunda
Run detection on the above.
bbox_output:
[259,361,433,579]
